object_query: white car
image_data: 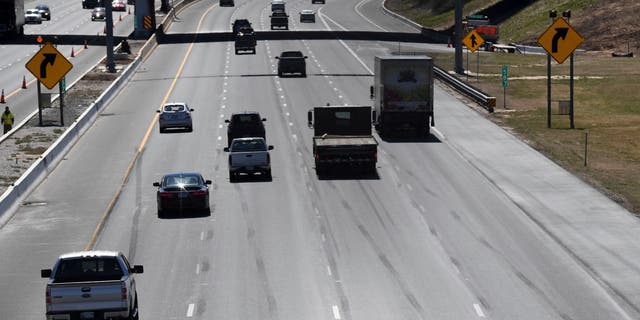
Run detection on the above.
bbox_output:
[25,9,43,24]
[300,9,315,23]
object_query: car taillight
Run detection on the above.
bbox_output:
[121,283,127,300]
[374,153,378,159]
[46,287,51,305]
[191,190,207,196]
[159,192,173,197]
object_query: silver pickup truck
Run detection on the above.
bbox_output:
[41,251,144,320]
[224,137,274,181]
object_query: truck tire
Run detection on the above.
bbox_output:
[278,70,283,77]
[157,208,164,218]
[265,169,272,180]
[229,171,236,182]
[129,293,139,320]
[301,70,307,77]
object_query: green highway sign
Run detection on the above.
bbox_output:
[501,65,508,88]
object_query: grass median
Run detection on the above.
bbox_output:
[425,50,640,214]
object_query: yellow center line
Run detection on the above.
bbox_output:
[85,5,216,250]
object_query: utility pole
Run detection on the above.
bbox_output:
[454,0,464,75]
[105,1,116,73]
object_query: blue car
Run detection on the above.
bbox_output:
[157,102,194,133]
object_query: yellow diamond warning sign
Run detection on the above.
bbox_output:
[462,29,485,53]
[537,17,584,64]
[25,43,73,89]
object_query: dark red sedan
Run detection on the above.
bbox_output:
[153,172,211,218]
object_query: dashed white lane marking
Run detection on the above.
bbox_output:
[218,124,223,129]
[217,136,222,141]
[406,184,413,191]
[200,231,205,241]
[473,303,486,318]
[327,265,332,276]
[332,305,341,320]
[196,263,201,274]
[321,233,326,242]
[186,303,195,317]
[419,204,425,213]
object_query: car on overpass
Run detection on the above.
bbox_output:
[112,0,126,11]
[311,0,324,3]
[24,9,43,24]
[90,7,106,21]
[153,172,212,217]
[220,0,234,6]
[157,102,194,133]
[83,0,105,9]
[35,4,51,20]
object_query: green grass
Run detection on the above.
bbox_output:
[385,0,501,29]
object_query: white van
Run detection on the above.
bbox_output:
[271,0,285,12]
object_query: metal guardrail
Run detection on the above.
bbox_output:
[434,66,496,112]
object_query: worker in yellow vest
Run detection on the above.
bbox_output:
[2,106,15,134]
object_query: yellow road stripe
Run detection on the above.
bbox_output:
[85,5,216,250]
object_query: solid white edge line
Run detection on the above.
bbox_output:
[354,0,387,31]
[473,303,486,318]
[332,305,341,319]
[187,303,195,317]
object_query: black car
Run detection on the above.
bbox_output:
[220,0,234,6]
[91,7,106,21]
[232,19,252,35]
[276,51,308,77]
[83,0,105,9]
[153,172,211,217]
[35,4,51,20]
[225,112,266,147]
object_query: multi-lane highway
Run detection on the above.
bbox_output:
[2,0,640,319]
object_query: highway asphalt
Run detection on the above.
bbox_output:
[1,0,640,319]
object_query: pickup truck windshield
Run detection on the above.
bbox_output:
[232,140,267,152]
[53,257,124,283]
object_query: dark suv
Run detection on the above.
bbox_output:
[276,51,308,77]
[225,112,267,147]
[232,19,252,35]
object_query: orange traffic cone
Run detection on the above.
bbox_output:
[84,40,88,49]
[22,76,27,89]
[0,89,5,104]
[70,47,75,57]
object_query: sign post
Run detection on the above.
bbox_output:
[501,65,508,108]
[537,17,584,128]
[462,30,485,82]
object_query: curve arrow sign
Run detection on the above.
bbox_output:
[552,28,569,53]
[40,53,57,78]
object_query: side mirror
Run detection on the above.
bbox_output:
[223,147,230,152]
[41,269,52,278]
[153,182,160,187]
[268,145,274,150]
[224,119,230,123]
[190,109,194,112]
[304,56,308,59]
[369,85,374,99]
[372,110,377,123]
[275,56,280,59]
[132,265,144,274]
[156,110,161,113]
[205,180,212,185]
[261,118,267,121]
[307,110,313,128]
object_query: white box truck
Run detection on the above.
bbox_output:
[372,55,434,138]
